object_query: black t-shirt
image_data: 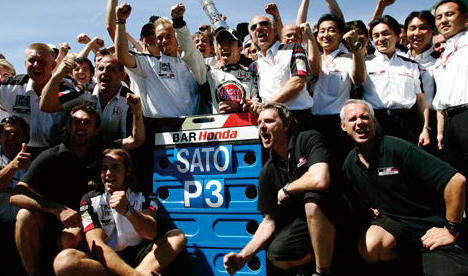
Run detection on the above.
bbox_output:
[21,140,122,211]
[343,135,457,235]
[258,130,329,228]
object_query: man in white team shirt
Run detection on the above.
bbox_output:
[115,3,206,118]
[432,0,468,185]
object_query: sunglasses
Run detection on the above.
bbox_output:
[250,21,270,31]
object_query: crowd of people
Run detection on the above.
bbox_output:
[0,0,468,275]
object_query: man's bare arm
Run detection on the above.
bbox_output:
[121,94,145,150]
[115,3,137,68]
[10,182,81,228]
[40,58,75,112]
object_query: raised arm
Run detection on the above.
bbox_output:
[296,0,310,25]
[40,58,75,112]
[371,0,395,22]
[52,43,70,74]
[343,30,367,85]
[121,94,145,150]
[300,22,322,77]
[324,0,344,21]
[115,3,137,68]
[265,3,283,35]
[171,3,207,85]
[77,36,105,59]
[106,0,118,41]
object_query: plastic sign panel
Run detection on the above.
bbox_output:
[174,145,232,175]
[184,179,226,208]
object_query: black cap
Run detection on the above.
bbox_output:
[215,29,241,42]
[140,23,155,38]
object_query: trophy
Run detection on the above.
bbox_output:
[198,0,229,32]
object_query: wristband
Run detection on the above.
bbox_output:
[116,19,126,24]
[282,183,291,197]
[445,220,461,234]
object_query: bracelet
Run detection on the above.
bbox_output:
[116,19,126,24]
[445,220,461,234]
[282,183,291,197]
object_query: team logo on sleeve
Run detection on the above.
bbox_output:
[216,81,245,103]
[295,59,307,75]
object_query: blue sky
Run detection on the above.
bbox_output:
[1,0,438,75]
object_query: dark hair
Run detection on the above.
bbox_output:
[369,15,401,39]
[435,0,467,14]
[70,103,101,128]
[75,57,95,76]
[404,10,436,31]
[346,20,369,38]
[317,14,346,33]
[148,15,161,23]
[193,31,214,46]
[0,116,30,139]
[258,102,300,136]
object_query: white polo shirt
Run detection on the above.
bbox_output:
[312,49,354,115]
[401,48,439,109]
[0,146,26,222]
[81,188,158,251]
[0,75,67,147]
[363,51,422,110]
[254,42,314,110]
[61,85,131,143]
[432,31,468,110]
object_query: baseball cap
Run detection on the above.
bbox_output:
[215,29,242,42]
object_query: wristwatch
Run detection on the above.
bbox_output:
[124,204,135,218]
[445,220,461,234]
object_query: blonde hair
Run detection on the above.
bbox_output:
[24,43,55,60]
[0,59,16,76]
[154,17,173,30]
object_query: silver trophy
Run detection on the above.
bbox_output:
[198,0,229,32]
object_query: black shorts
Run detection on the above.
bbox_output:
[117,240,154,268]
[267,216,311,262]
[303,189,368,230]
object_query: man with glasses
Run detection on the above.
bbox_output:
[248,15,314,130]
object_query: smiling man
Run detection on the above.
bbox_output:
[40,55,144,145]
[11,102,144,275]
[52,148,186,276]
[340,99,468,275]
[432,0,468,190]
[0,43,72,157]
[172,3,259,114]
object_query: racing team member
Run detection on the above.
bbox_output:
[224,103,356,276]
[53,148,186,276]
[171,3,260,114]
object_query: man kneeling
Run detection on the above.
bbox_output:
[53,149,186,276]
